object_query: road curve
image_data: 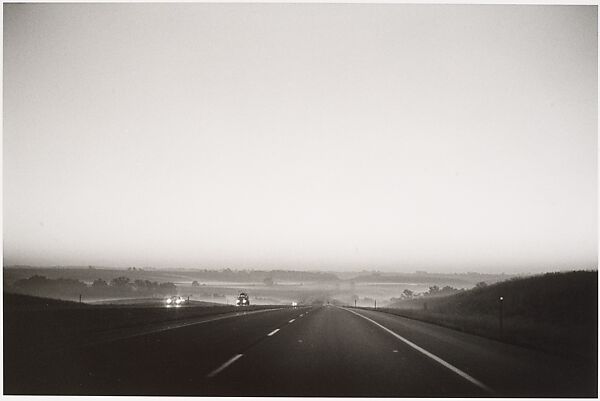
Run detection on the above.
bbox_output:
[5,304,596,396]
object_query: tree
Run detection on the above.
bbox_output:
[15,275,48,287]
[475,281,488,289]
[110,276,131,288]
[263,277,274,286]
[192,280,200,287]
[159,282,177,294]
[428,285,440,296]
[92,278,108,288]
[144,280,157,290]
[402,289,414,299]
[440,286,459,295]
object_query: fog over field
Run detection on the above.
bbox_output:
[4,4,597,274]
[0,264,527,308]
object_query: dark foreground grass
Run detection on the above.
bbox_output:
[369,270,597,363]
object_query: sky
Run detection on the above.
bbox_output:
[3,4,597,273]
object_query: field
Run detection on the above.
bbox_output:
[3,266,514,307]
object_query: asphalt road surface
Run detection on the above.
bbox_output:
[5,305,596,396]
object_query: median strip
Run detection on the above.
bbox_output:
[206,354,244,378]
[267,328,280,336]
[342,307,495,395]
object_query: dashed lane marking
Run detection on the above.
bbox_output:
[267,328,280,336]
[207,354,244,378]
[289,319,295,323]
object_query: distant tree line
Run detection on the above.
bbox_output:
[187,269,338,282]
[389,284,475,303]
[9,275,178,300]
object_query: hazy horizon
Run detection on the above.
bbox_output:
[0,262,538,274]
[4,4,597,274]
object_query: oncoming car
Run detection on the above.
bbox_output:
[236,292,250,306]
[165,296,186,306]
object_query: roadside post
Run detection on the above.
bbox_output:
[499,296,504,336]
[354,299,357,307]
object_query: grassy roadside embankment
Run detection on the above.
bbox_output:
[360,270,597,363]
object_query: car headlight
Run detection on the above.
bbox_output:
[166,298,172,304]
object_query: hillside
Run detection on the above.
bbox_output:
[3,293,86,309]
[375,270,597,362]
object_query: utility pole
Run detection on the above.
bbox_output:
[79,294,82,303]
[354,299,357,307]
[374,299,377,309]
[499,296,504,336]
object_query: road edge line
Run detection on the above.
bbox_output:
[341,307,495,395]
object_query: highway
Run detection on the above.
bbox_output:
[6,304,596,396]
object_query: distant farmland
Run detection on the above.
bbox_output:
[3,266,516,306]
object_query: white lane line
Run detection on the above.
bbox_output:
[267,328,280,336]
[289,319,295,323]
[299,314,304,317]
[207,354,243,378]
[342,307,495,395]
